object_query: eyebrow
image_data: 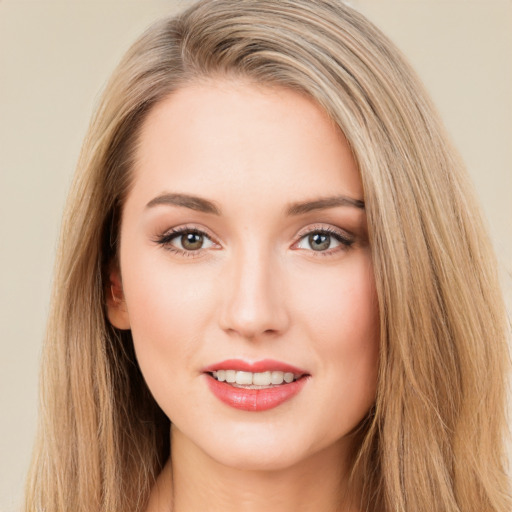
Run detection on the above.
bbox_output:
[146,193,221,215]
[286,195,365,215]
[145,192,365,216]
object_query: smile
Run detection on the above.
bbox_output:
[203,359,310,412]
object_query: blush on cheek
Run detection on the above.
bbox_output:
[125,261,218,368]
[310,263,379,394]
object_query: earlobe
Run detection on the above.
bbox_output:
[106,269,131,330]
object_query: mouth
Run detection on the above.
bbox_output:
[203,359,310,412]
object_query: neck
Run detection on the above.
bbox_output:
[146,426,362,512]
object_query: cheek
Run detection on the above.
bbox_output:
[120,249,217,380]
[296,256,378,347]
[294,256,379,404]
[333,263,379,374]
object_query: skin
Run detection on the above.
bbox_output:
[108,81,379,512]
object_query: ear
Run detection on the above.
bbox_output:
[106,267,131,330]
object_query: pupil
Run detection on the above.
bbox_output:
[182,232,203,250]
[309,233,330,251]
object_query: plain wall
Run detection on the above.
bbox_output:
[1,1,510,510]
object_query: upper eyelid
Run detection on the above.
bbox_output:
[295,223,353,239]
[159,224,219,242]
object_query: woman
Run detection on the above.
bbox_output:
[24,1,510,511]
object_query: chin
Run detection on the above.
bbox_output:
[187,419,350,474]
[172,417,315,471]
[207,442,310,472]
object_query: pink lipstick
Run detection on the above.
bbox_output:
[203,359,309,412]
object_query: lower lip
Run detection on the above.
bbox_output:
[206,374,308,412]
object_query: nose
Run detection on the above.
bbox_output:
[218,247,290,340]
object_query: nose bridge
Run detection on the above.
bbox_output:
[219,241,288,339]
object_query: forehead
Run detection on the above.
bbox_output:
[130,80,362,209]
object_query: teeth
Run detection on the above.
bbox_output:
[211,370,301,386]
[235,371,253,385]
[284,372,294,383]
[253,371,272,386]
[271,371,284,385]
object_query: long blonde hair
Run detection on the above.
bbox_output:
[25,1,510,511]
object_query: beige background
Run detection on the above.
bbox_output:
[1,1,510,510]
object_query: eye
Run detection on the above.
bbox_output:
[155,227,216,254]
[295,228,353,253]
[174,231,213,251]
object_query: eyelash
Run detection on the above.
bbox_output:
[294,225,354,255]
[153,225,218,258]
[154,224,354,258]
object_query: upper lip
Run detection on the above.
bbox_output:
[202,359,309,375]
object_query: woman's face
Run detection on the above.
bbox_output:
[109,81,379,470]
